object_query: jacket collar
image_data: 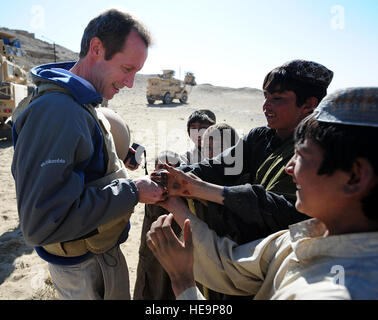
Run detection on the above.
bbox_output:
[30,61,103,106]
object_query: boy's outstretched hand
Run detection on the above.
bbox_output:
[150,164,224,206]
[151,164,201,197]
[146,213,195,297]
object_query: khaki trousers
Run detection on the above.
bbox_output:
[48,245,130,300]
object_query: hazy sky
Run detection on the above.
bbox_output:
[1,0,377,93]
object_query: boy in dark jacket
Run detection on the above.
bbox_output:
[167,60,334,244]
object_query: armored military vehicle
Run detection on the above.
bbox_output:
[0,31,30,139]
[146,70,196,105]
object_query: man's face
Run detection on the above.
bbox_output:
[91,29,148,100]
[285,138,347,221]
[263,90,309,139]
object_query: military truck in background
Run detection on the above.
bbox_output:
[0,31,30,139]
[146,70,196,105]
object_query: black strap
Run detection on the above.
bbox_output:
[143,150,148,175]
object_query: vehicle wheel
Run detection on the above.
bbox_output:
[147,98,155,104]
[163,92,172,104]
[179,92,188,103]
[0,126,12,141]
[5,128,12,141]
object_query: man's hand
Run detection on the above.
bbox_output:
[147,213,195,297]
[133,175,167,204]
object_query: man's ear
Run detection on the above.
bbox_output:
[88,37,105,59]
[301,97,319,115]
[344,158,377,196]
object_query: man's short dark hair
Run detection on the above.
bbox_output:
[263,67,328,107]
[79,9,151,61]
[295,113,378,220]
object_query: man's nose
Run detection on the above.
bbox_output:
[123,74,135,88]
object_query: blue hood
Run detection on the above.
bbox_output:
[30,61,103,105]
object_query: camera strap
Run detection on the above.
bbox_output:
[143,149,148,175]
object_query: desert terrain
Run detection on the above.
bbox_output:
[0,28,265,300]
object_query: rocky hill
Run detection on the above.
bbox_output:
[0,27,78,72]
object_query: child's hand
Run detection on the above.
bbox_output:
[147,213,195,297]
[156,196,187,213]
[162,164,201,197]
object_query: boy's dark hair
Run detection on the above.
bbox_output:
[295,113,378,220]
[79,9,151,61]
[263,67,328,107]
[187,109,216,134]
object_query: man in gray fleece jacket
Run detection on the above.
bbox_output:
[11,9,164,300]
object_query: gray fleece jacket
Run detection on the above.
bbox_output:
[11,62,138,259]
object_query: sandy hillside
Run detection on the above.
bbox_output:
[0,73,265,300]
[0,27,78,73]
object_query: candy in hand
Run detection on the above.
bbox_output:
[150,169,169,195]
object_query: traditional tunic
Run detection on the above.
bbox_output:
[177,216,378,300]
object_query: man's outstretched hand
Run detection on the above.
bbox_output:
[146,213,195,297]
[133,175,167,204]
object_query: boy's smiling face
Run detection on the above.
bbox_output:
[285,138,349,222]
[263,89,311,140]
